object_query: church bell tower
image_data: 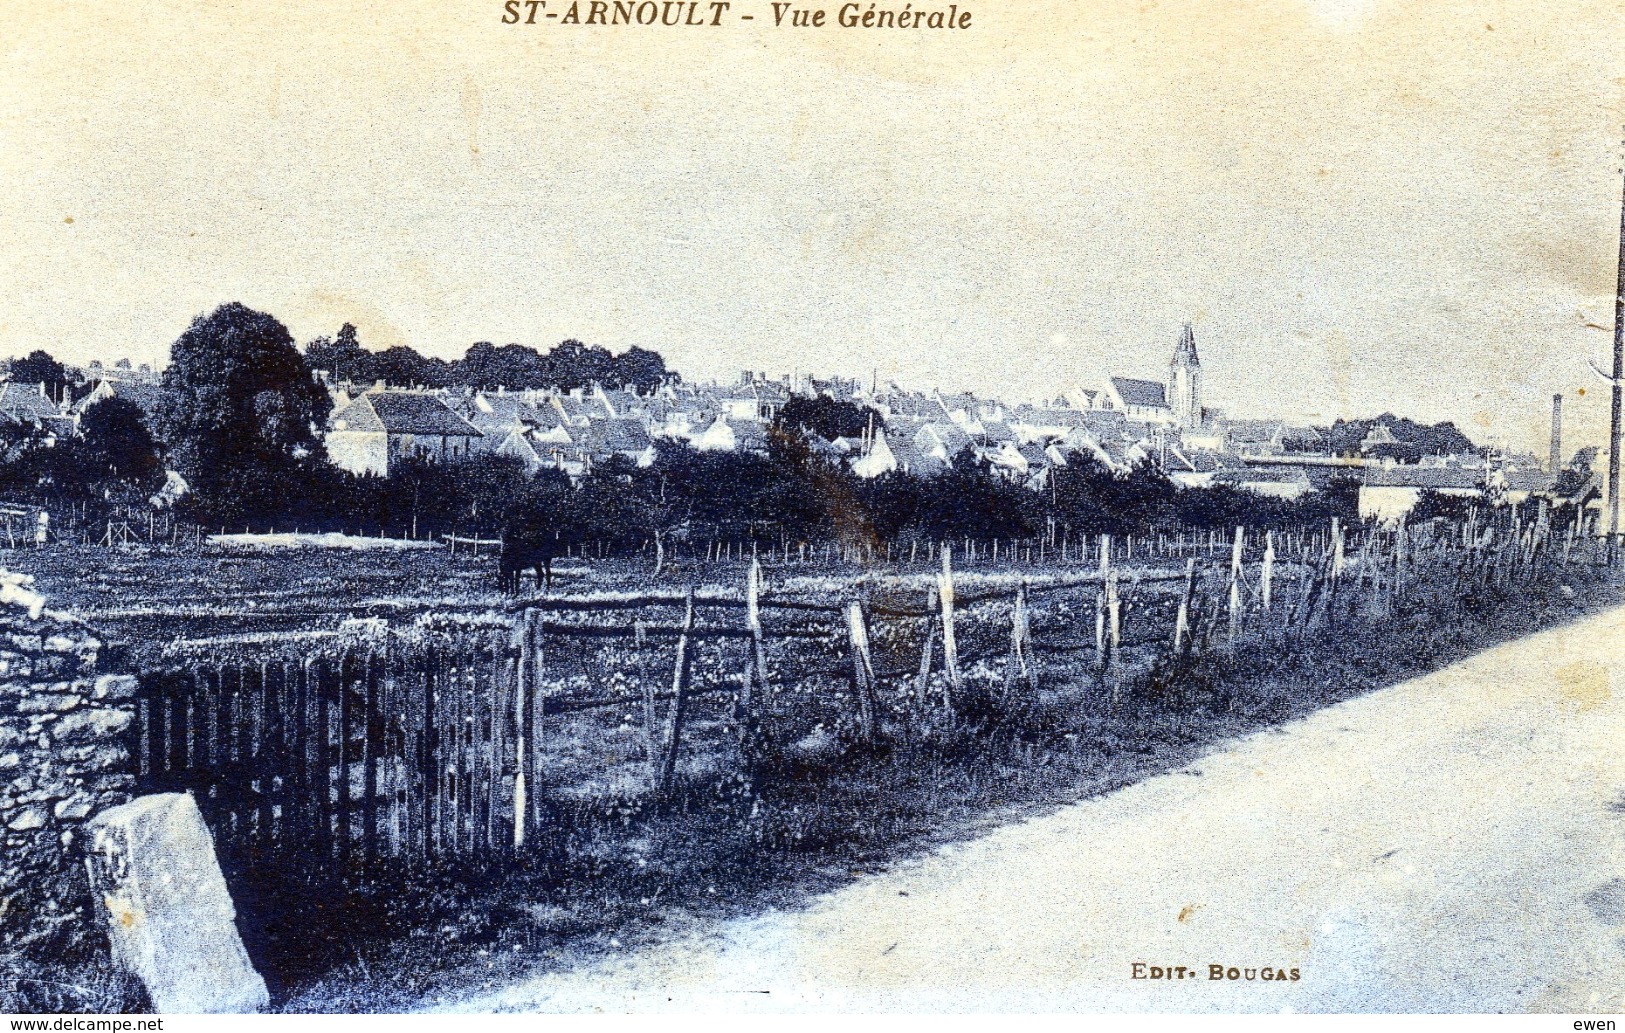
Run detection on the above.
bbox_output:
[1169,322,1201,430]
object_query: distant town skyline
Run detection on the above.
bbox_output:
[3,0,1621,457]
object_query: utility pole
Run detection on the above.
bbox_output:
[1611,158,1625,561]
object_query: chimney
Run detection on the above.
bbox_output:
[1549,393,1564,473]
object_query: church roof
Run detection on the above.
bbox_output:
[1173,322,1200,367]
[1110,377,1169,409]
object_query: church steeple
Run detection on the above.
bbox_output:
[1169,322,1202,430]
[1173,322,1200,369]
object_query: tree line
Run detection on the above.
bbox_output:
[305,323,674,392]
[0,301,1477,550]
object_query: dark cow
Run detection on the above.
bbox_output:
[498,530,562,595]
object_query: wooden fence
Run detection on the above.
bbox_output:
[131,512,1601,872]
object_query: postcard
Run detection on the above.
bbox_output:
[1,0,1622,1018]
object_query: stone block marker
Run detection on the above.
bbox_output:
[84,793,269,1014]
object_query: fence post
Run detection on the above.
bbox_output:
[526,610,545,835]
[337,649,355,863]
[917,586,937,700]
[657,588,696,797]
[1331,517,1345,579]
[1095,589,1107,673]
[510,610,530,851]
[1004,582,1022,696]
[1005,579,1034,697]
[745,558,769,705]
[1262,531,1275,611]
[1099,534,1111,579]
[362,649,379,866]
[847,598,878,741]
[1395,519,1408,602]
[937,546,961,708]
[1173,558,1196,655]
[1227,526,1244,641]
[1106,571,1121,704]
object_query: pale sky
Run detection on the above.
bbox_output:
[2,0,1622,453]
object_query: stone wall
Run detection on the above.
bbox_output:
[0,607,135,953]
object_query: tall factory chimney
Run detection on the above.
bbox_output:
[1550,393,1564,473]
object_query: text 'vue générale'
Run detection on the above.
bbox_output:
[501,1,974,29]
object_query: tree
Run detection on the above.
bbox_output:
[613,346,674,393]
[157,303,332,522]
[1327,414,1482,460]
[76,397,162,490]
[541,339,616,391]
[457,342,549,389]
[775,395,882,441]
[305,323,373,383]
[8,350,69,402]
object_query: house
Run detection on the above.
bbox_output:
[547,391,597,429]
[580,418,657,466]
[458,390,541,449]
[1358,465,1482,524]
[593,385,644,419]
[1361,422,1399,452]
[1,383,73,444]
[877,391,942,422]
[1210,465,1314,500]
[888,435,947,478]
[979,420,1019,446]
[1061,386,1102,411]
[326,391,483,477]
[493,429,548,476]
[981,441,1031,479]
[692,414,769,453]
[1100,377,1175,424]
[727,418,769,454]
[74,379,167,432]
[850,432,896,479]
[1165,448,1237,489]
[1224,419,1325,456]
[1009,406,1088,444]
[915,422,971,464]
[1486,468,1555,507]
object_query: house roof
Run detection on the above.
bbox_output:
[1017,443,1049,466]
[916,421,971,457]
[1110,377,1170,409]
[1225,419,1282,443]
[73,380,167,425]
[598,388,641,415]
[1496,468,1555,494]
[333,393,483,437]
[1363,465,1480,489]
[880,393,942,420]
[726,418,768,450]
[0,383,63,422]
[980,420,1017,443]
[581,418,653,455]
[890,438,946,477]
[1213,466,1312,486]
[1079,409,1128,433]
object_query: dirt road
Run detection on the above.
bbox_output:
[440,603,1625,1013]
